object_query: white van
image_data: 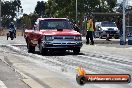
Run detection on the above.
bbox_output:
[95,21,120,39]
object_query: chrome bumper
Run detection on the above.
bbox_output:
[42,40,83,49]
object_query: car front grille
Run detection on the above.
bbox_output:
[105,31,117,34]
[53,36,75,40]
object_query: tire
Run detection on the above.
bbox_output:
[7,33,9,40]
[73,48,80,54]
[10,32,14,40]
[7,36,8,40]
[11,38,13,40]
[114,36,119,39]
[27,43,35,53]
[6,33,9,40]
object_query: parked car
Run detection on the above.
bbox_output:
[95,21,120,39]
[24,18,83,55]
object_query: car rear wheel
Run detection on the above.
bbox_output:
[7,33,9,40]
[114,35,119,39]
[73,48,80,54]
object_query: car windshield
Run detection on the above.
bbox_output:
[101,22,116,27]
[39,19,73,29]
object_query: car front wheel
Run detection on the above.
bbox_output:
[73,48,80,54]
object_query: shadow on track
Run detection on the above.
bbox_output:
[12,45,85,56]
[33,50,85,56]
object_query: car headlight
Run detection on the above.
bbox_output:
[75,36,82,41]
[45,36,53,41]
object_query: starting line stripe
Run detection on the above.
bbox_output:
[0,80,7,88]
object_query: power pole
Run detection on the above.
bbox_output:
[0,0,1,29]
[76,0,77,24]
[123,0,126,45]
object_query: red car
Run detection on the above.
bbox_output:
[24,18,83,55]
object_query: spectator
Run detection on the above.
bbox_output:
[86,16,94,45]
[93,19,96,38]
[116,17,123,36]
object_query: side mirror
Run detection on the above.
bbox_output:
[74,25,80,32]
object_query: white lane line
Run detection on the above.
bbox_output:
[0,80,7,88]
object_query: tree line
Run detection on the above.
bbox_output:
[1,0,22,27]
[2,0,132,29]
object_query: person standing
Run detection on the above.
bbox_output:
[93,20,96,38]
[116,17,123,36]
[86,16,94,45]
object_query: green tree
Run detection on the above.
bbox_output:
[21,14,32,28]
[45,0,117,20]
[29,13,39,26]
[35,1,46,17]
[106,0,117,12]
[1,0,22,27]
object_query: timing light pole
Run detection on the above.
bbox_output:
[0,0,1,29]
[122,0,126,45]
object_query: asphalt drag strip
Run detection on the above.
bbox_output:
[0,45,132,88]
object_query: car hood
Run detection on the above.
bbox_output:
[40,29,81,36]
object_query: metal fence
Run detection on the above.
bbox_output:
[126,26,132,36]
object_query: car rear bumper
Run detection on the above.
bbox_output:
[100,31,120,38]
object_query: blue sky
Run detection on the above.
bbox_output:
[118,0,132,4]
[21,0,48,14]
[4,0,48,14]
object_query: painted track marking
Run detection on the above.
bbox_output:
[0,80,7,88]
